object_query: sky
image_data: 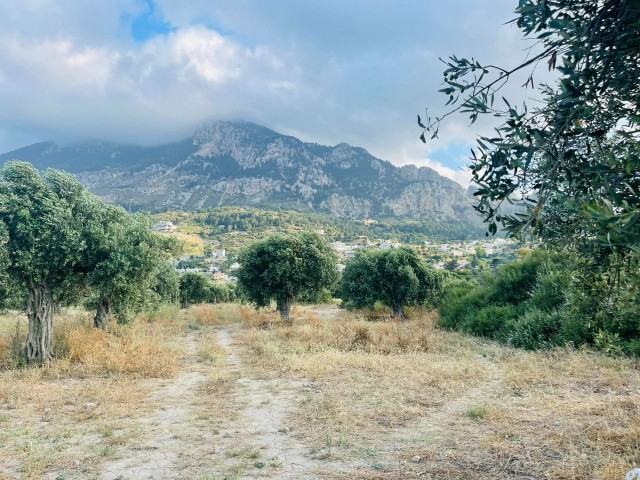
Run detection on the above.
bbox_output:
[0,0,538,185]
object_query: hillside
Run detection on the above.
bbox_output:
[0,121,479,224]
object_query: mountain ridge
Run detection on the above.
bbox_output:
[0,121,478,224]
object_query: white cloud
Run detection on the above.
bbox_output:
[0,0,550,183]
[0,26,293,145]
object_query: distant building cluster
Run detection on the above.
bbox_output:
[160,216,519,280]
[152,221,175,232]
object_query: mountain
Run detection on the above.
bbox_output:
[0,121,478,223]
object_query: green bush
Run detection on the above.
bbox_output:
[438,250,571,347]
[438,282,484,330]
[437,248,640,356]
[490,252,548,304]
[463,304,518,339]
[528,267,571,312]
[506,309,563,350]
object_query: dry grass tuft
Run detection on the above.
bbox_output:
[0,317,26,369]
[244,308,460,357]
[238,305,281,329]
[188,303,220,326]
[63,325,180,378]
[0,305,191,478]
[0,307,182,378]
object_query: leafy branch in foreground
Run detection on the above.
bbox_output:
[419,0,640,261]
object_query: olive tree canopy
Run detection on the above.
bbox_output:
[237,232,338,321]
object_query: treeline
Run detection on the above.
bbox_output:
[0,162,180,363]
[171,207,484,243]
[179,272,238,307]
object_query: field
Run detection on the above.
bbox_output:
[0,304,638,479]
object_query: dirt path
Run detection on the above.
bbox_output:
[211,328,318,479]
[97,326,320,480]
[100,333,207,480]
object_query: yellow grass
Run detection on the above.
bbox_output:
[0,304,221,479]
[160,230,206,255]
[0,308,182,378]
[238,306,640,479]
[1,303,639,479]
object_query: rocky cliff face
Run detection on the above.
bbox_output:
[0,121,477,222]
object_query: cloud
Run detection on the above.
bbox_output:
[0,0,548,186]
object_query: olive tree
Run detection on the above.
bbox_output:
[0,162,85,363]
[418,0,640,335]
[152,261,181,305]
[87,205,178,328]
[179,272,211,307]
[419,0,639,258]
[340,247,444,318]
[237,232,338,322]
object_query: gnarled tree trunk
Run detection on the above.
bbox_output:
[276,297,292,324]
[94,297,111,330]
[392,302,407,320]
[25,282,54,364]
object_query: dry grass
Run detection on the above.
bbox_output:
[238,304,282,329]
[0,308,182,378]
[238,306,640,479]
[1,303,639,479]
[0,305,191,479]
[0,303,247,479]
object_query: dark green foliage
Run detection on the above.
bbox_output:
[439,249,640,354]
[209,282,238,303]
[152,262,181,305]
[0,161,184,360]
[0,162,84,290]
[0,162,90,362]
[527,267,571,312]
[421,0,640,258]
[340,247,445,318]
[179,273,212,307]
[421,2,640,352]
[178,272,238,307]
[298,288,334,305]
[237,232,339,320]
[86,206,179,326]
[439,250,569,344]
[470,305,519,339]
[506,309,563,350]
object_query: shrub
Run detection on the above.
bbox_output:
[438,279,484,330]
[437,249,640,356]
[490,252,547,304]
[463,304,519,339]
[179,272,211,307]
[506,309,563,350]
[438,250,572,349]
[528,267,571,312]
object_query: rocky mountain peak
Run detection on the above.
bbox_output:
[0,121,478,226]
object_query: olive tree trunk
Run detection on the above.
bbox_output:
[25,282,54,364]
[94,297,111,330]
[392,302,407,320]
[276,298,292,324]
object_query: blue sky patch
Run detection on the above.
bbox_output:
[129,0,175,42]
[429,142,473,170]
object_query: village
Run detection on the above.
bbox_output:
[154,221,521,283]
